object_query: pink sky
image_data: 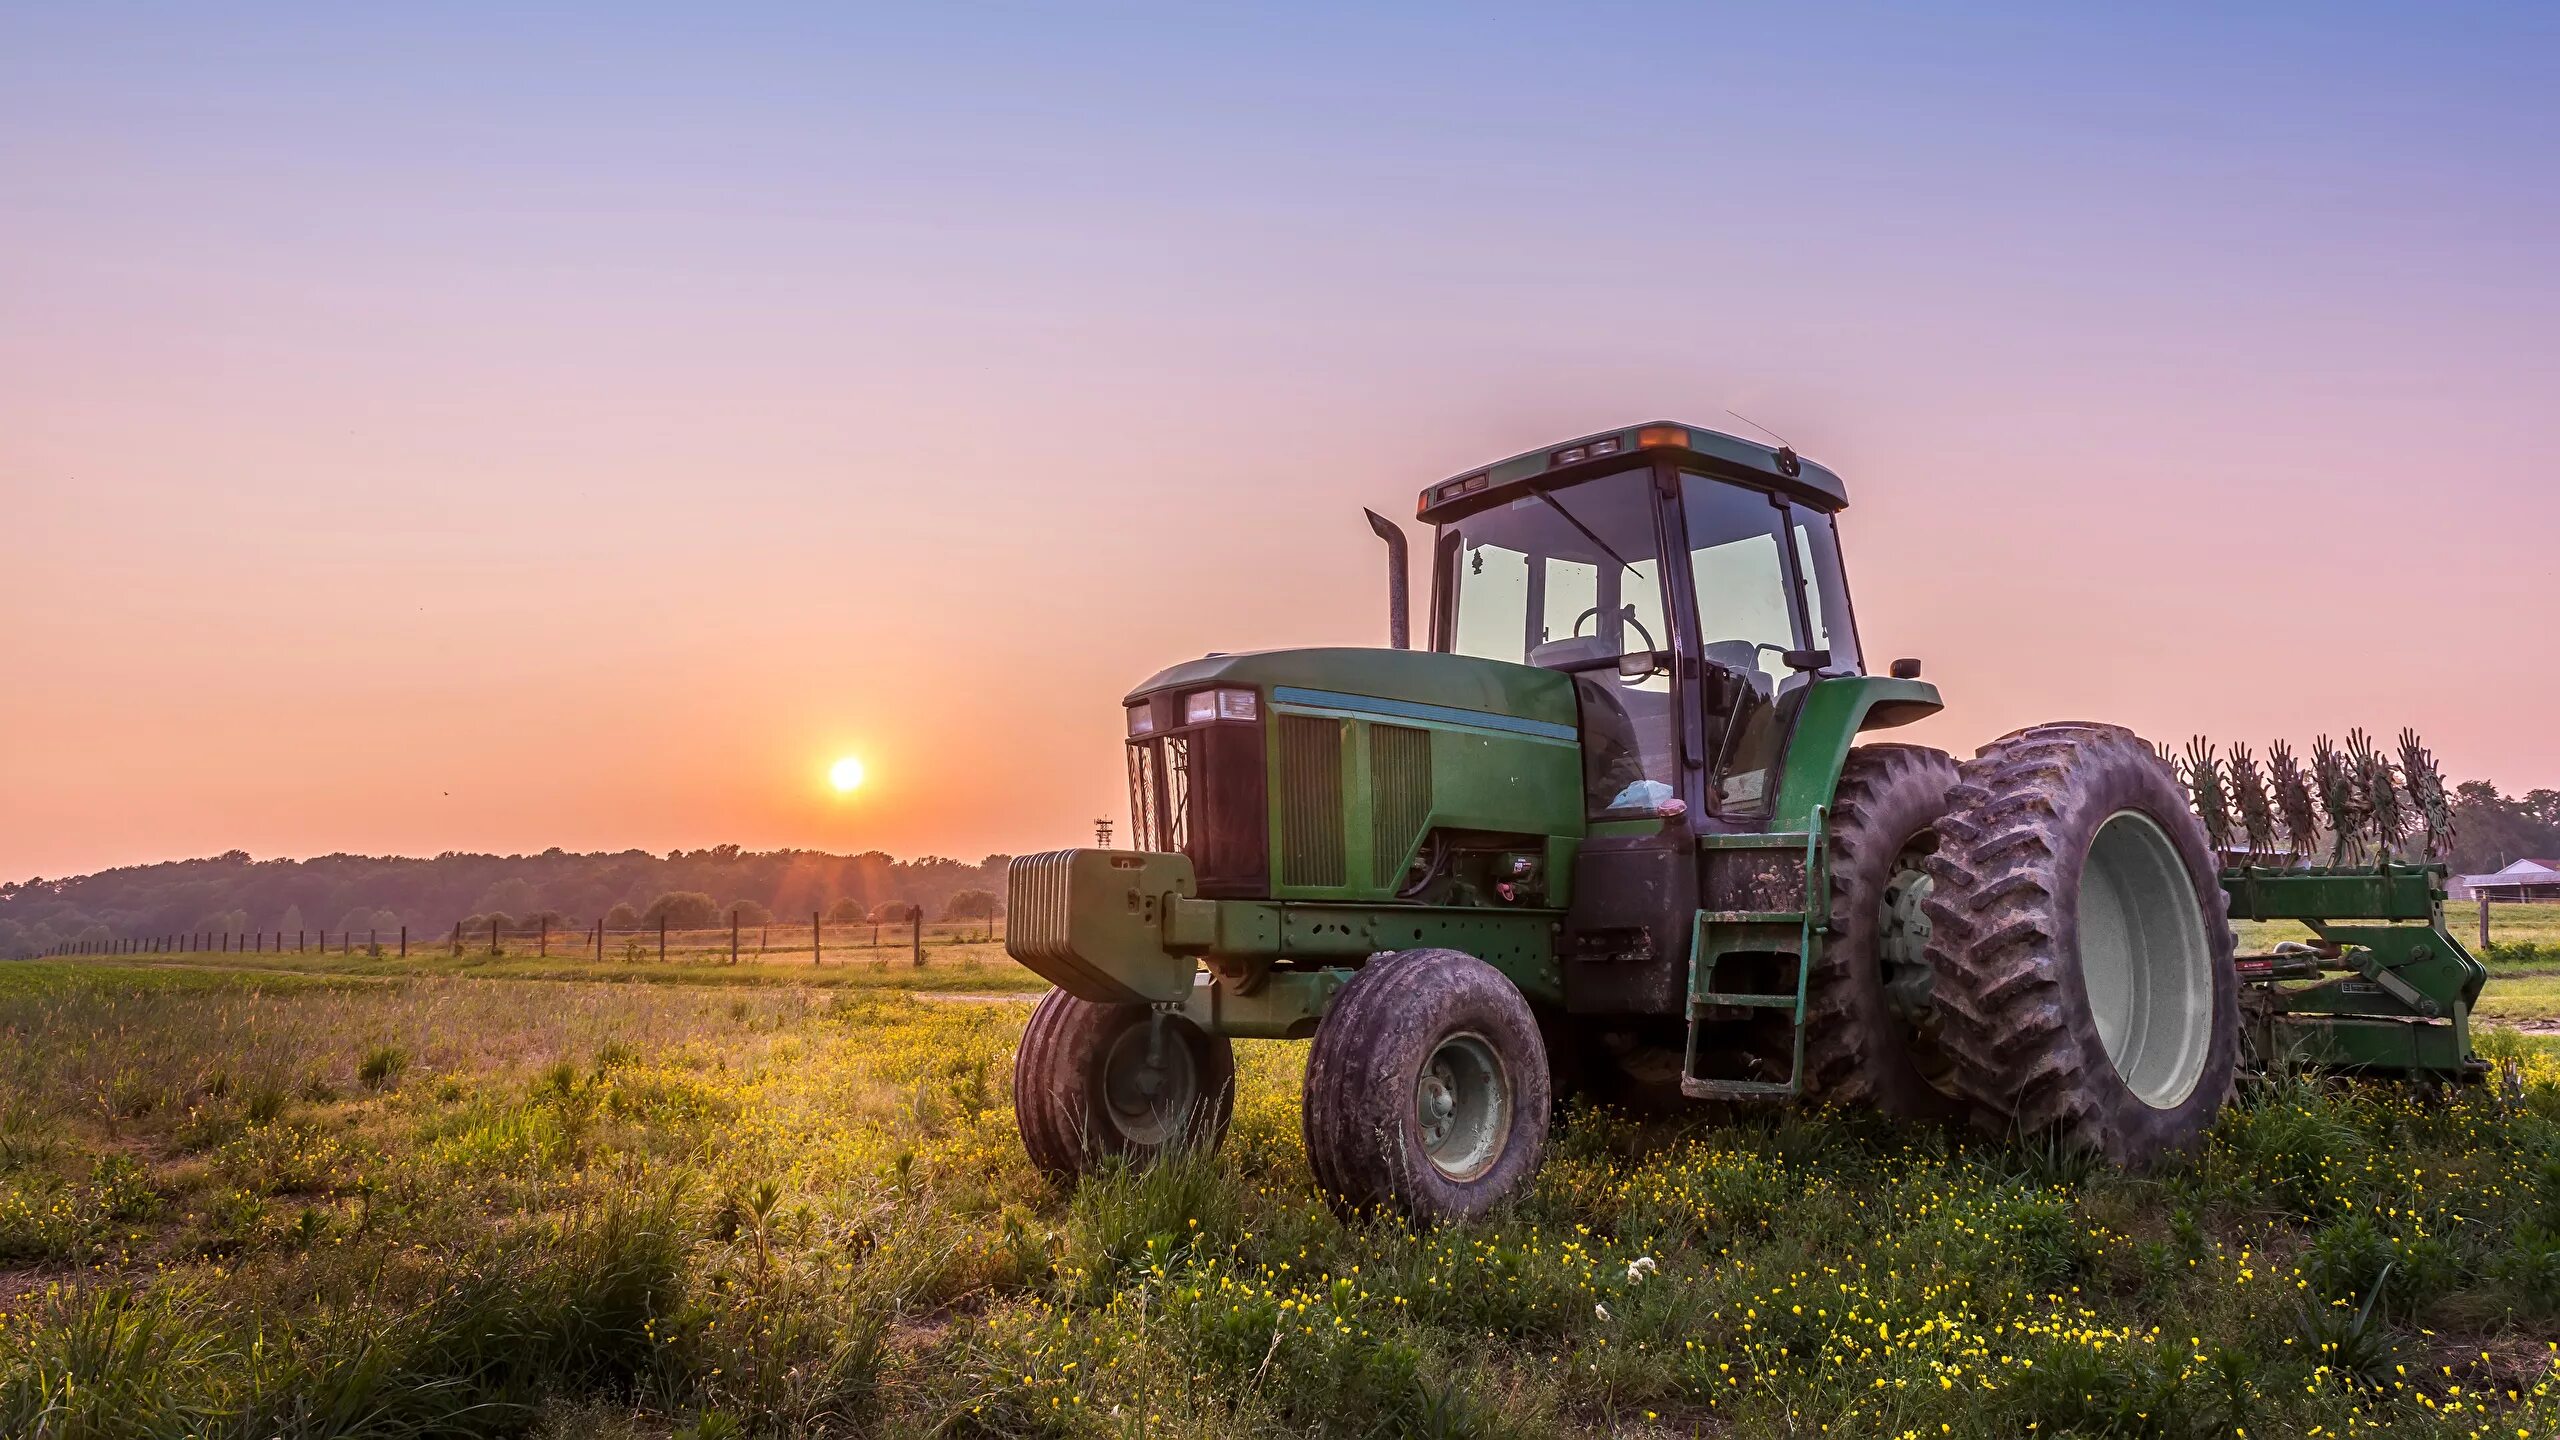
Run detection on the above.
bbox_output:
[4,7,2554,878]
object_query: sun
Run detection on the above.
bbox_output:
[829,756,866,792]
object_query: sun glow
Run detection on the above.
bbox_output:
[829,756,866,792]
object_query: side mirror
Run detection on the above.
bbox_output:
[1781,647,1832,672]
[1890,658,1923,679]
[1616,649,1669,681]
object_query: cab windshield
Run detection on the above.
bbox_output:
[1441,470,1667,669]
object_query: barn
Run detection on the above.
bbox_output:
[2459,858,2560,902]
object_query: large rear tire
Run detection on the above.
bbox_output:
[1805,743,1963,1118]
[1921,723,2237,1164]
[1014,989,1235,1182]
[1303,949,1550,1225]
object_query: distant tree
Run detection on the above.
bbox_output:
[276,904,307,936]
[727,899,773,927]
[473,878,539,919]
[603,902,641,929]
[943,889,999,921]
[2450,781,2560,873]
[337,907,386,936]
[824,896,868,924]
[198,908,249,936]
[0,919,25,958]
[869,900,916,924]
[642,891,720,929]
[482,911,518,933]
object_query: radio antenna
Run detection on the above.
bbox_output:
[1725,408,1795,449]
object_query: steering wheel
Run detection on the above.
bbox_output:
[1573,604,1659,655]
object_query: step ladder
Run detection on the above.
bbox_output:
[1680,809,1828,1100]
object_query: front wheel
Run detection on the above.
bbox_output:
[1303,949,1550,1225]
[1014,990,1235,1182]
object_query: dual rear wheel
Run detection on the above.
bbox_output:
[1810,728,2237,1160]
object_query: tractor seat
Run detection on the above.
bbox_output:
[1701,641,1775,699]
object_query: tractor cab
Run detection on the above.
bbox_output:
[1417,423,1868,829]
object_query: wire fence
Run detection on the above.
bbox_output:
[34,911,1010,967]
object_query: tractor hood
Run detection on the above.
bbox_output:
[1127,647,1576,739]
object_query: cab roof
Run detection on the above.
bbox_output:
[1415,421,1847,524]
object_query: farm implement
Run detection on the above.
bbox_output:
[2179,733,2487,1081]
[1005,421,2488,1222]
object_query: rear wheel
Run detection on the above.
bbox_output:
[1014,989,1235,1181]
[1303,949,1550,1225]
[1804,743,1962,1117]
[1921,723,2237,1164]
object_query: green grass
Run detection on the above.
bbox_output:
[0,969,2554,1437]
[2476,974,2560,1024]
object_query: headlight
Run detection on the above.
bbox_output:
[1183,687,1258,724]
[1126,703,1155,737]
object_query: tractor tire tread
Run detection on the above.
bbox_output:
[1921,722,2238,1165]
[1803,743,1964,1117]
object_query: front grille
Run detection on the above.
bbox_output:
[1126,718,1267,895]
[1278,715,1346,887]
[1370,723,1433,886]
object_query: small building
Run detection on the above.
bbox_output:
[2458,858,2560,902]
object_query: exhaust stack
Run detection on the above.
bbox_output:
[1363,508,1410,649]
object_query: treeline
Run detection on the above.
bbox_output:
[0,845,1009,959]
[2452,781,2560,875]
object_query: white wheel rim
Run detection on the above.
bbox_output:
[2079,810,2213,1108]
[1100,1022,1199,1145]
[1415,1032,1508,1180]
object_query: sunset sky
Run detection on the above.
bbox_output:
[4,4,2554,881]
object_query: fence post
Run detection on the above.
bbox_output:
[488,918,498,956]
[451,921,461,957]
[594,920,603,962]
[539,916,549,958]
[2480,893,2491,950]
[370,927,378,955]
[730,909,739,965]
[911,906,925,968]
[813,911,822,966]
[658,915,666,963]
[400,925,407,958]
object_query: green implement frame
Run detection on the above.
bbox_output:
[2223,859,2487,1079]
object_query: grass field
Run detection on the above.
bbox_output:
[1,960,2556,1438]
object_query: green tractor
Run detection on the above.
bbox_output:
[1007,422,2486,1223]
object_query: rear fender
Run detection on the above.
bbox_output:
[1769,677,1944,832]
